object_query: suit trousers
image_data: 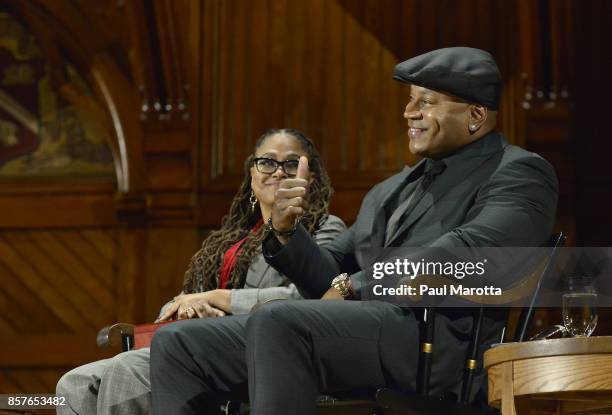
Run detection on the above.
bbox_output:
[150,300,423,415]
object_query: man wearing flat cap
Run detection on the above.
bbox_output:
[151,47,558,414]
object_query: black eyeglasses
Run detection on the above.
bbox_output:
[253,157,299,175]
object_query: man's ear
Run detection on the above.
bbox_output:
[468,104,487,133]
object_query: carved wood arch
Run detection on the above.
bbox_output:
[1,0,145,196]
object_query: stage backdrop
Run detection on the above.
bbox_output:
[0,0,602,395]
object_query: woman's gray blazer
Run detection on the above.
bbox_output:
[159,215,346,317]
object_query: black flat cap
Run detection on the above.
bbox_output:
[393,47,501,110]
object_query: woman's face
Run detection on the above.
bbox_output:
[250,133,311,210]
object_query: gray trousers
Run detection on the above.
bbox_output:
[150,300,428,415]
[56,347,151,415]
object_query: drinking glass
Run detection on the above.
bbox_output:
[562,280,598,337]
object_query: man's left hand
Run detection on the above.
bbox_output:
[321,287,345,300]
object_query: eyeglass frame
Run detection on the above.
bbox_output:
[252,157,300,176]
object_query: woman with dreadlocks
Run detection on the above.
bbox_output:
[155,128,344,319]
[56,129,345,415]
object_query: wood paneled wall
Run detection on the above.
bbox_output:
[1,0,604,395]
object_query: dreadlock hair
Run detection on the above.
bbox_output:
[182,128,334,294]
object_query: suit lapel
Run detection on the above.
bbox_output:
[246,255,271,288]
[370,162,426,247]
[385,134,505,246]
[385,165,465,246]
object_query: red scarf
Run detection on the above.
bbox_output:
[218,219,264,289]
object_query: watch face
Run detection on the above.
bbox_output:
[332,273,347,285]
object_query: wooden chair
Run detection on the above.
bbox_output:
[371,232,566,415]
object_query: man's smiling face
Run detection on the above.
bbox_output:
[403,85,475,159]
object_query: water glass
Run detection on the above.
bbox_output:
[562,290,598,337]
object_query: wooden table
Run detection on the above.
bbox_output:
[484,336,612,414]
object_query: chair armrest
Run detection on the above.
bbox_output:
[96,323,135,348]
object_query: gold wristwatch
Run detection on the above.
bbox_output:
[330,273,354,299]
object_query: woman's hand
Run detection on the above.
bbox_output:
[156,290,232,322]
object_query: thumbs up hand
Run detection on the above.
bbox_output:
[270,156,310,244]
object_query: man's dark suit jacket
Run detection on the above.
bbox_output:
[263,132,558,398]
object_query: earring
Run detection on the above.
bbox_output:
[249,190,258,213]
[469,124,477,132]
